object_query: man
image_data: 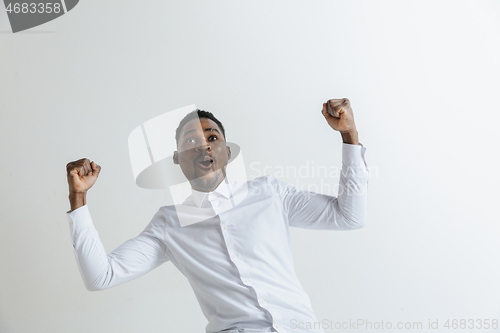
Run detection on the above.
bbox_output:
[66,99,368,333]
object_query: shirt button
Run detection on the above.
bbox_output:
[258,299,265,306]
[222,225,228,230]
[231,253,238,260]
[243,278,250,284]
[275,324,281,329]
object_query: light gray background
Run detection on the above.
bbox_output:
[1,1,499,332]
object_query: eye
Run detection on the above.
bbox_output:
[185,137,196,143]
[208,135,218,141]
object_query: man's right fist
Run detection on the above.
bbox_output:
[66,158,101,193]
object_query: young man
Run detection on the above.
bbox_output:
[65,99,368,333]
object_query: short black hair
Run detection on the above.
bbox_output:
[175,109,226,146]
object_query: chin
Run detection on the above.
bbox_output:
[191,173,221,191]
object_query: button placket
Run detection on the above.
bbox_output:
[219,216,239,267]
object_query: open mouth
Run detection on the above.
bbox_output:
[198,156,214,169]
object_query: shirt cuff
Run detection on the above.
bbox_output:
[66,204,93,230]
[342,142,368,167]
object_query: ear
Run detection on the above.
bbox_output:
[226,146,232,161]
[173,151,179,165]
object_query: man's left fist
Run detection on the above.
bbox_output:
[321,98,357,134]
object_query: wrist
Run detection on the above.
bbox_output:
[69,191,87,211]
[341,129,359,145]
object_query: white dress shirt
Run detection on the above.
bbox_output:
[67,143,369,333]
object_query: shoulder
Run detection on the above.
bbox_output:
[247,175,286,195]
[157,205,178,223]
[142,205,178,232]
[249,174,277,185]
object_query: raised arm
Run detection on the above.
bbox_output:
[66,159,169,291]
[67,206,169,291]
[275,98,369,230]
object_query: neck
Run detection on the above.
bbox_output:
[190,177,226,193]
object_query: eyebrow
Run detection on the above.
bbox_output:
[182,127,221,138]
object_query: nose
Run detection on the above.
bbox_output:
[195,141,212,152]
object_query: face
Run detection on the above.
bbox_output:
[173,117,231,192]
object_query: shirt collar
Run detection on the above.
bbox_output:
[190,177,231,208]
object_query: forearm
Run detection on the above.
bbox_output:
[336,143,368,228]
[68,206,115,291]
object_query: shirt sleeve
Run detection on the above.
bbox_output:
[66,205,170,291]
[271,143,369,230]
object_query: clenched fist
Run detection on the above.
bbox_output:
[66,158,101,193]
[66,158,101,211]
[322,98,359,145]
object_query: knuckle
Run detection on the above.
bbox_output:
[67,163,77,170]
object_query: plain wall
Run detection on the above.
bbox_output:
[1,1,499,332]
